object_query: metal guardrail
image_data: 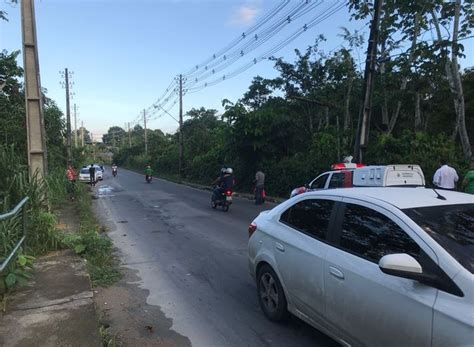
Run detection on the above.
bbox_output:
[0,197,29,272]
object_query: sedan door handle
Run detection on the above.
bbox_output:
[329,266,344,280]
[275,242,285,253]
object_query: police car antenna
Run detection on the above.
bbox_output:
[432,187,447,200]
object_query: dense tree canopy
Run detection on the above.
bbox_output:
[107,1,474,196]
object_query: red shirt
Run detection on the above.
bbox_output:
[66,168,76,181]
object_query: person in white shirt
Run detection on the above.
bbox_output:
[433,159,459,190]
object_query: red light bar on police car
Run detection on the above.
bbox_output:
[331,163,365,170]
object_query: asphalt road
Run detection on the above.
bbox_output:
[94,167,338,347]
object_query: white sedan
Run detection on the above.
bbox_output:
[78,165,102,183]
[248,187,473,346]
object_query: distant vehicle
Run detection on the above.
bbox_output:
[290,164,425,198]
[248,187,473,347]
[78,165,102,183]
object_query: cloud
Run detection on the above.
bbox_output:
[229,2,261,27]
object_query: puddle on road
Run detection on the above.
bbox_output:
[97,185,115,197]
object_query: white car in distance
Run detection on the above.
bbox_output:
[78,165,102,183]
[248,187,473,346]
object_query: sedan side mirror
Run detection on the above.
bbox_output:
[379,253,424,281]
[380,253,464,297]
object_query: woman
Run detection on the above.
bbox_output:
[66,164,77,200]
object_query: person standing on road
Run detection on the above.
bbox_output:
[66,164,77,201]
[88,163,96,187]
[433,159,459,190]
[254,169,265,205]
[462,160,474,194]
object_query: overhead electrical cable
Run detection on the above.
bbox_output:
[187,1,346,93]
[183,0,291,77]
[186,0,323,86]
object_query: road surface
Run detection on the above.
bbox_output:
[94,168,338,347]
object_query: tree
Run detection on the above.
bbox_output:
[0,50,26,151]
[102,126,126,148]
[430,0,472,159]
[348,0,473,158]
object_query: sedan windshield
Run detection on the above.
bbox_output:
[403,204,474,274]
[80,168,89,174]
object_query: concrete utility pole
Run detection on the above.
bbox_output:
[143,109,148,155]
[354,0,383,163]
[128,122,131,148]
[61,68,73,163]
[81,121,84,147]
[74,103,78,148]
[178,74,184,177]
[21,0,47,178]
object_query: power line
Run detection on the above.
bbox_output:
[183,0,291,77]
[187,1,346,93]
[186,0,326,87]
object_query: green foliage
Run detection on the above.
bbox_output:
[112,18,472,197]
[60,187,121,287]
[0,250,35,296]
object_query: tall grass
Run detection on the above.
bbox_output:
[0,145,67,294]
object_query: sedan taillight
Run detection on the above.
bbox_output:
[248,222,257,238]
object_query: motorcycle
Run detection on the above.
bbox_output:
[211,188,233,212]
[146,175,152,184]
[112,168,117,177]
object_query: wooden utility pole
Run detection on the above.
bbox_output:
[80,121,84,146]
[143,109,148,155]
[62,68,72,163]
[21,0,47,178]
[354,0,383,163]
[128,122,131,148]
[178,74,184,177]
[74,103,78,147]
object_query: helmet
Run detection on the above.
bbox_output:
[226,168,233,174]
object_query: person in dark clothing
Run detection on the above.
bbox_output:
[88,164,96,186]
[212,168,234,201]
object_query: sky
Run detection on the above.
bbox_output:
[1,0,473,140]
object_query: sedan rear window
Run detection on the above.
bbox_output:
[280,199,335,241]
[403,204,474,274]
[80,168,89,174]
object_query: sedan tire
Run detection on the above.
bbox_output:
[257,264,289,322]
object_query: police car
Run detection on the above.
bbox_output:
[290,164,425,198]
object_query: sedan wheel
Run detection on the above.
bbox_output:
[257,265,289,322]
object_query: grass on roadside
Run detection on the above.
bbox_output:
[62,184,121,287]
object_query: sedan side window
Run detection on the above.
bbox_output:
[340,203,420,263]
[280,199,335,240]
[310,174,329,190]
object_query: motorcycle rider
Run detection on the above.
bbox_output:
[212,168,234,202]
[144,164,153,182]
[112,163,118,176]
